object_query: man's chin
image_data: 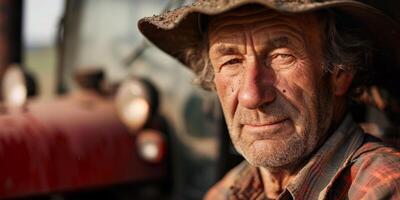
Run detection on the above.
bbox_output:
[240,142,306,169]
[245,154,301,169]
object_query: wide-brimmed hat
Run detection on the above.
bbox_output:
[138,0,400,88]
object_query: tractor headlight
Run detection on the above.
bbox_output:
[2,65,27,108]
[136,129,165,163]
[115,78,157,132]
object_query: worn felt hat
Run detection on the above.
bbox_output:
[138,0,400,87]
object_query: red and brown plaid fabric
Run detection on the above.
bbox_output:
[205,116,400,200]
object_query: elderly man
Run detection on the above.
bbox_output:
[139,0,400,199]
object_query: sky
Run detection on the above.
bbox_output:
[23,0,65,48]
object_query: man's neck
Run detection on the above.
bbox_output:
[259,167,297,199]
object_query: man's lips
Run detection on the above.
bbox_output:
[243,118,288,127]
[241,118,292,140]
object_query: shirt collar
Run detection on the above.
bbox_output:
[285,114,365,199]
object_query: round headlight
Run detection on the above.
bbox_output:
[115,78,157,131]
[2,65,27,108]
[136,129,165,163]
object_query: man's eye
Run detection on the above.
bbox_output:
[269,53,296,69]
[223,58,242,66]
[273,54,295,61]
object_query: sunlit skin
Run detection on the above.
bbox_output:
[208,7,353,199]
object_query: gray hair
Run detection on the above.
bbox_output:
[185,9,373,98]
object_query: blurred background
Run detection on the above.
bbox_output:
[0,0,242,199]
[25,0,64,99]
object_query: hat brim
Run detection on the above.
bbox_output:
[138,0,400,87]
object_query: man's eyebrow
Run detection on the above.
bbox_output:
[268,36,289,48]
[215,45,241,55]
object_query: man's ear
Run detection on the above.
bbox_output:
[331,67,354,96]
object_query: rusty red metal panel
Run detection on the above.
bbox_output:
[0,92,166,199]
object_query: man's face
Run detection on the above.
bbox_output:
[208,8,335,169]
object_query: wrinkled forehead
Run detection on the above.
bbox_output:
[207,5,323,45]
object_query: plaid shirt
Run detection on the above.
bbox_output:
[205,116,400,200]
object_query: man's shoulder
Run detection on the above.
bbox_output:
[342,134,400,199]
[204,161,250,200]
[351,133,400,168]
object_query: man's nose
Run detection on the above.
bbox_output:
[238,59,276,109]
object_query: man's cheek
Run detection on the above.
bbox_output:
[274,80,310,136]
[215,75,240,115]
[215,75,239,95]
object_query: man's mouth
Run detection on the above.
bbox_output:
[244,118,288,127]
[241,118,292,140]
